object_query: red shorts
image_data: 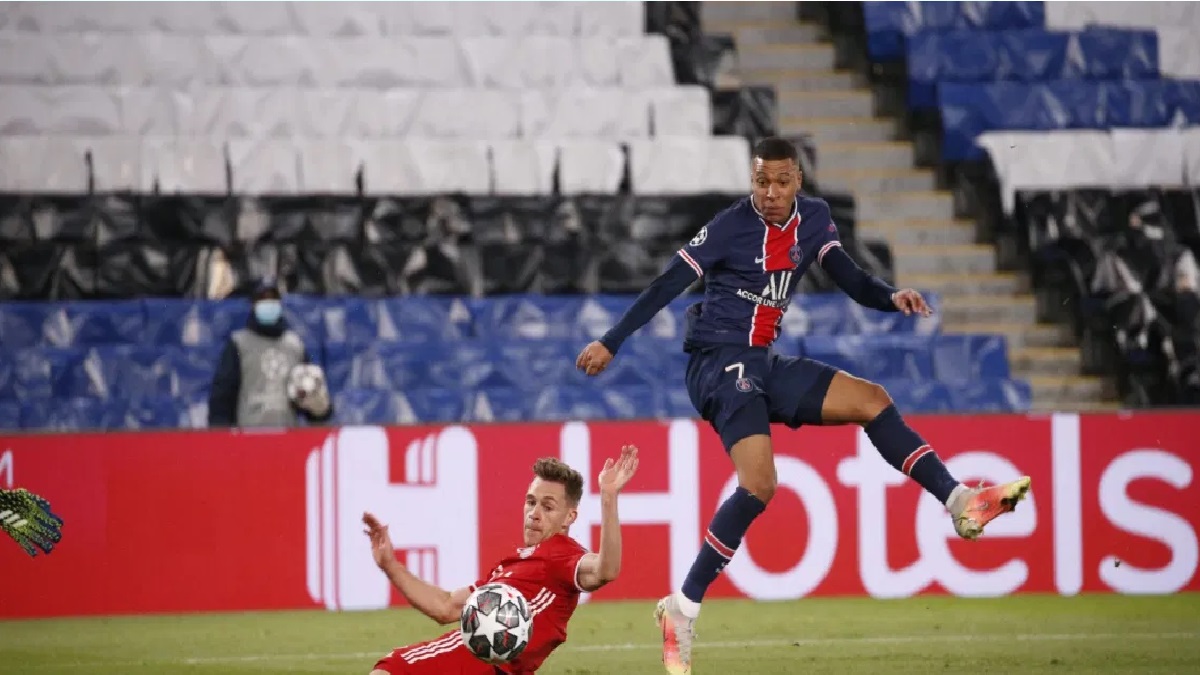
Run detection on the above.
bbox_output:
[373,633,504,675]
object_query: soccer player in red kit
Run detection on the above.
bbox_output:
[365,446,640,674]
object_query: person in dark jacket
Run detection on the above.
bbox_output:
[207,279,333,427]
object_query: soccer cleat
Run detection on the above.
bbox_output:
[654,594,696,675]
[950,476,1032,540]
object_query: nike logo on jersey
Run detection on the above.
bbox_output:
[754,257,765,264]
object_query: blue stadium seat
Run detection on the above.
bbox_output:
[907,27,1159,110]
[142,298,249,348]
[663,386,698,419]
[333,388,399,425]
[529,385,613,421]
[493,340,579,390]
[932,335,1011,384]
[283,295,327,357]
[0,400,20,429]
[12,347,85,399]
[621,336,691,384]
[41,300,145,347]
[864,0,1045,61]
[402,388,467,423]
[92,346,184,400]
[801,335,936,381]
[878,379,955,414]
[171,346,220,398]
[939,79,1200,160]
[428,341,516,389]
[949,379,1033,412]
[0,302,50,350]
[471,296,588,340]
[383,296,476,342]
[601,384,664,420]
[467,385,530,422]
[20,397,126,431]
[0,351,14,399]
[126,397,186,429]
[325,342,436,391]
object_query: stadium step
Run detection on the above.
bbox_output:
[707,22,826,45]
[855,190,957,222]
[900,272,1028,296]
[744,69,864,93]
[891,244,996,275]
[950,322,1075,350]
[1025,374,1112,403]
[701,1,799,24]
[778,89,876,118]
[818,167,936,192]
[816,141,914,172]
[856,219,976,246]
[940,295,1039,325]
[1010,347,1083,377]
[1028,398,1124,412]
[737,43,837,71]
[783,116,895,143]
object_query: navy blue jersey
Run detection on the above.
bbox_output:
[598,194,899,357]
[678,195,842,349]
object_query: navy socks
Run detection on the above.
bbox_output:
[864,404,960,504]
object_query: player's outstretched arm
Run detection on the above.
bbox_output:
[821,244,932,316]
[363,512,469,625]
[575,445,640,592]
[577,258,698,376]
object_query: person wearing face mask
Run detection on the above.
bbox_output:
[207,279,333,428]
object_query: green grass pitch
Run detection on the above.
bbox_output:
[2,595,1198,674]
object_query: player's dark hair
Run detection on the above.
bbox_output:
[532,457,584,506]
[752,136,798,163]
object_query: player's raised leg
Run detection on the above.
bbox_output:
[819,370,1031,539]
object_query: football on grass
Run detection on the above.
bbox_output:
[460,583,532,664]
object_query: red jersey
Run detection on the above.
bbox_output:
[378,533,588,675]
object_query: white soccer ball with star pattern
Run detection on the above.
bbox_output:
[460,583,532,664]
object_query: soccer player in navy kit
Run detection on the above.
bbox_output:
[575,137,1032,674]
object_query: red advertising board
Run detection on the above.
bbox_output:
[1,411,1197,619]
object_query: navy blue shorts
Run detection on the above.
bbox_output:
[685,344,839,451]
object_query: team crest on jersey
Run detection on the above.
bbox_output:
[735,377,753,392]
[789,244,803,265]
[689,226,708,247]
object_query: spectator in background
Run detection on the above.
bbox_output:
[207,279,332,427]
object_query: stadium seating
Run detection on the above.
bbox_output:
[864,0,1200,161]
[0,289,1034,431]
[999,188,1200,406]
[853,0,1200,407]
[0,1,756,195]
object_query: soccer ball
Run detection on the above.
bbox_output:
[286,363,325,402]
[459,583,532,664]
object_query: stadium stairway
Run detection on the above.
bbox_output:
[700,1,1112,411]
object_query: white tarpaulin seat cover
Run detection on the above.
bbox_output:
[558,140,626,195]
[0,1,759,195]
[1044,1,1200,79]
[489,140,558,196]
[0,33,673,90]
[977,129,1200,214]
[5,1,645,37]
[629,138,750,195]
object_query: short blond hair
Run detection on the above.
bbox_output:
[532,457,584,505]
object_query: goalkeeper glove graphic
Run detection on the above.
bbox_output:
[0,488,64,557]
